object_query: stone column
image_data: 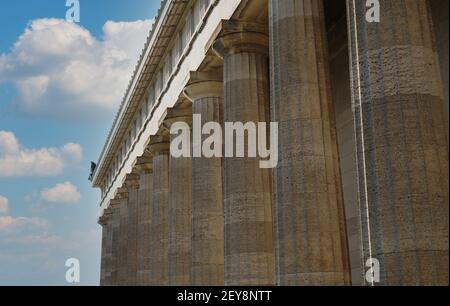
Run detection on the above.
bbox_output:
[164,106,193,286]
[346,0,449,285]
[135,156,153,286]
[123,174,140,285]
[109,198,121,285]
[184,72,225,286]
[269,0,350,285]
[213,21,275,286]
[101,208,113,286]
[431,0,449,141]
[116,187,129,285]
[99,213,108,286]
[147,132,170,285]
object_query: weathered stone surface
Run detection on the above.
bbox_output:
[165,108,193,286]
[327,15,363,285]
[148,137,170,285]
[137,170,153,286]
[95,0,449,287]
[269,0,350,285]
[99,208,113,286]
[126,185,139,285]
[99,215,108,286]
[431,0,449,142]
[117,196,129,285]
[347,0,449,285]
[214,20,275,286]
[109,199,121,285]
[184,74,225,286]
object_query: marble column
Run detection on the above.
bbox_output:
[164,106,193,286]
[123,174,140,285]
[269,0,350,285]
[213,21,275,286]
[116,187,129,285]
[147,133,170,285]
[184,72,225,286]
[135,156,153,286]
[109,198,121,285]
[347,0,449,285]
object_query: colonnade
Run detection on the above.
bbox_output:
[99,0,448,286]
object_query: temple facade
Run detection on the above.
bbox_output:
[93,0,449,286]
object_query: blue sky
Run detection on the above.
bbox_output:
[0,0,160,285]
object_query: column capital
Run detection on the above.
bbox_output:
[109,198,121,208]
[183,71,223,101]
[213,20,268,58]
[98,209,112,226]
[163,107,193,129]
[98,215,107,226]
[115,187,129,199]
[146,132,170,156]
[123,173,140,189]
[103,207,112,216]
[133,156,153,174]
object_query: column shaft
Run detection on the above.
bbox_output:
[269,0,350,285]
[126,186,139,285]
[347,0,449,285]
[214,22,275,286]
[104,215,113,285]
[167,113,193,286]
[137,172,153,285]
[149,151,170,285]
[117,196,129,285]
[100,211,113,286]
[185,78,225,285]
[100,222,107,286]
[110,202,121,285]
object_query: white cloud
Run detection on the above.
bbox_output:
[0,18,154,120]
[60,143,83,164]
[4,232,63,247]
[0,216,47,232]
[0,131,82,177]
[0,131,20,154]
[0,225,101,285]
[0,199,98,285]
[40,182,81,204]
[0,195,8,215]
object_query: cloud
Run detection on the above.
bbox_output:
[3,232,64,247]
[0,195,8,215]
[0,216,47,232]
[0,131,82,177]
[0,221,101,285]
[0,130,20,154]
[0,18,154,120]
[60,143,83,164]
[0,197,99,285]
[40,182,81,204]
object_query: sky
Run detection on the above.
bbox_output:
[0,0,160,285]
